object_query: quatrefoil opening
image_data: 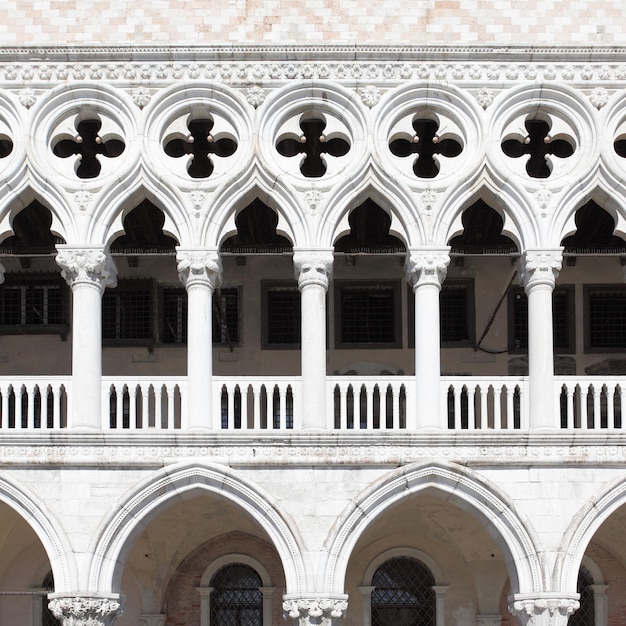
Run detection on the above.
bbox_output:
[276,115,350,178]
[52,117,125,179]
[389,117,463,179]
[501,117,574,179]
[163,117,237,179]
[0,134,12,159]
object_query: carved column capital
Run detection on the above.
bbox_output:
[48,594,123,626]
[176,248,222,291]
[283,597,348,626]
[293,248,334,291]
[55,246,118,292]
[519,248,563,292]
[405,247,450,290]
[509,594,579,626]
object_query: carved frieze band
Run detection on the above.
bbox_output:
[509,596,580,626]
[283,598,348,626]
[293,249,334,291]
[48,596,123,626]
[176,249,222,291]
[55,247,118,292]
[405,248,450,290]
[519,249,563,291]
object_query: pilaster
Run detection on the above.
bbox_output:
[283,597,348,626]
[405,248,450,429]
[293,248,334,430]
[509,594,579,626]
[48,594,123,626]
[177,248,222,430]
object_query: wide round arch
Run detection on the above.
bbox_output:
[362,546,445,586]
[88,462,307,596]
[0,472,75,593]
[323,461,544,597]
[200,553,273,587]
[557,474,626,594]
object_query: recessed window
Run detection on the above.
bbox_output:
[336,282,400,348]
[509,285,574,352]
[102,280,152,343]
[210,563,262,626]
[585,286,626,351]
[262,282,301,348]
[440,280,474,345]
[0,274,68,339]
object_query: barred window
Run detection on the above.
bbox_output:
[440,281,474,344]
[162,288,187,344]
[102,281,152,342]
[568,566,595,626]
[371,557,436,626]
[510,286,574,352]
[0,274,68,337]
[210,563,262,626]
[41,570,59,626]
[337,282,400,347]
[263,283,301,347]
[586,286,626,350]
[214,288,240,345]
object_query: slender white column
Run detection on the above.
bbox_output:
[177,249,222,430]
[432,585,449,626]
[510,594,579,626]
[520,249,562,430]
[293,248,333,431]
[405,248,450,429]
[56,246,117,430]
[48,594,123,626]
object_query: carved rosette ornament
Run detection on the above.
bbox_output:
[293,249,334,291]
[509,596,580,626]
[519,249,563,292]
[55,247,118,292]
[283,598,348,626]
[405,248,450,290]
[48,596,123,626]
[176,249,222,291]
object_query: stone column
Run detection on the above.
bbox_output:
[283,597,348,626]
[405,248,450,429]
[519,249,563,430]
[177,249,222,430]
[56,246,117,430]
[509,595,579,626]
[293,249,333,430]
[432,585,448,626]
[48,595,123,626]
[590,584,609,625]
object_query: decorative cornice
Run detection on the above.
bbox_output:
[176,249,222,291]
[283,598,348,626]
[55,247,118,292]
[48,595,123,626]
[293,249,334,291]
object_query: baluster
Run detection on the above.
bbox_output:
[166,385,175,430]
[339,386,347,430]
[154,386,163,430]
[467,385,476,431]
[480,387,488,429]
[253,385,262,429]
[27,385,36,429]
[53,386,62,429]
[365,384,374,429]
[1,385,8,429]
[593,386,602,430]
[493,386,502,430]
[451,386,460,429]
[607,385,616,430]
[226,384,236,429]
[142,386,150,428]
[506,386,515,430]
[16,386,24,430]
[115,386,123,429]
[128,385,138,430]
[241,386,249,430]
[565,387,574,429]
[279,386,287,429]
[392,384,400,430]
[579,386,588,430]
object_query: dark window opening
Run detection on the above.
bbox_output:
[568,566,595,626]
[41,570,59,626]
[214,288,240,345]
[162,289,187,344]
[210,563,263,626]
[0,201,65,255]
[441,281,474,344]
[263,283,301,347]
[371,557,436,626]
[586,286,626,350]
[103,281,152,343]
[561,200,626,254]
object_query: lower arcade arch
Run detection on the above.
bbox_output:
[88,463,305,623]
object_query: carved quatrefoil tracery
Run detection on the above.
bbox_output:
[52,117,125,179]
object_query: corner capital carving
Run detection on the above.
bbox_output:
[283,597,348,626]
[55,246,118,292]
[509,594,580,626]
[405,248,450,290]
[176,248,222,291]
[519,249,563,291]
[293,249,334,291]
[48,594,123,626]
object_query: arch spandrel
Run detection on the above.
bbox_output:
[87,462,308,597]
[322,461,544,598]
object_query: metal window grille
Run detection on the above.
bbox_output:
[589,290,626,349]
[0,279,64,326]
[341,286,395,344]
[568,567,594,626]
[162,289,187,344]
[210,563,263,626]
[267,287,300,345]
[102,286,152,340]
[371,557,436,626]
[440,285,469,342]
[214,288,239,344]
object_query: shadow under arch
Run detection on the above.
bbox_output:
[557,473,626,594]
[0,472,75,592]
[323,461,544,597]
[88,462,307,596]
